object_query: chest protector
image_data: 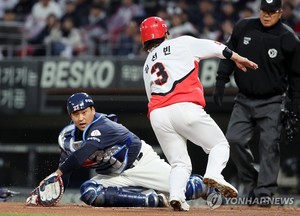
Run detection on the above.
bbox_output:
[58,124,130,174]
[58,124,84,154]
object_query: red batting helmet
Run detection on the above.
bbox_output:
[140,16,168,45]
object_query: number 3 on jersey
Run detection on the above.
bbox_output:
[151,62,168,85]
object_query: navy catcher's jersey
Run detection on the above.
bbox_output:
[58,112,141,175]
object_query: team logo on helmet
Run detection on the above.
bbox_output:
[72,105,80,112]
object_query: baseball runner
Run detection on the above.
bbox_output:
[26,92,216,208]
[139,16,258,211]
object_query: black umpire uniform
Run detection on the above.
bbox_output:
[213,0,300,205]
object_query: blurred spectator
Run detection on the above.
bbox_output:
[60,0,81,28]
[156,7,171,27]
[93,0,109,6]
[291,0,300,20]
[27,13,60,56]
[0,0,298,57]
[0,0,19,19]
[74,0,92,23]
[199,13,220,40]
[107,0,145,44]
[216,19,234,44]
[283,0,300,36]
[81,3,107,56]
[57,0,78,12]
[24,0,62,40]
[116,20,142,56]
[0,9,17,23]
[216,1,240,23]
[282,1,299,29]
[132,29,145,57]
[237,0,260,17]
[46,17,85,58]
[166,0,189,16]
[12,0,34,22]
[188,0,218,33]
[239,5,256,19]
[168,13,198,39]
[0,9,22,59]
[174,0,189,13]
[142,0,162,16]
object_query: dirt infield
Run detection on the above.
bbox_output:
[0,202,300,216]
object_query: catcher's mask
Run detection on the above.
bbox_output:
[67,92,94,114]
[140,16,168,45]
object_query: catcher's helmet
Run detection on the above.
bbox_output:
[140,16,168,45]
[67,92,94,113]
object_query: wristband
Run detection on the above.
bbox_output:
[222,47,233,59]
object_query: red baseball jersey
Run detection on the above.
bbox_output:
[143,35,227,115]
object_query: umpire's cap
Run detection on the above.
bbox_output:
[67,92,94,113]
[260,0,282,11]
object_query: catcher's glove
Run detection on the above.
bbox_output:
[26,173,64,207]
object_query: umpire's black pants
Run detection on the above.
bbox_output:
[226,93,283,197]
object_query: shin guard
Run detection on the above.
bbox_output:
[93,187,160,207]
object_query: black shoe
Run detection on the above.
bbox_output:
[257,194,272,208]
[169,200,189,211]
[246,190,256,206]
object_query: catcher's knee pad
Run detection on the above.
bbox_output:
[80,180,104,205]
[80,180,98,194]
[185,174,215,200]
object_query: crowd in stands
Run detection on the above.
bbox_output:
[0,0,299,59]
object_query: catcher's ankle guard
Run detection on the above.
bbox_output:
[185,174,215,200]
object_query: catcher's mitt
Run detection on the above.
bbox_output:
[26,173,64,207]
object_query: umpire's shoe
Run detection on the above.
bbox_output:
[257,193,272,208]
[203,176,238,198]
[245,190,256,206]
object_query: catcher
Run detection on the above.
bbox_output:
[26,92,216,210]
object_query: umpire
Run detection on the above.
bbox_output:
[213,0,300,207]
